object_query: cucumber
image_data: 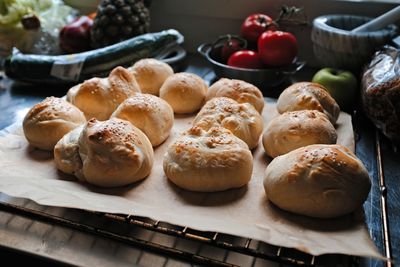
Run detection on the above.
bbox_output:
[4,29,184,84]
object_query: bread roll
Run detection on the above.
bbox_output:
[160,72,208,114]
[67,66,140,120]
[264,144,371,218]
[130,58,174,95]
[23,97,86,151]
[193,97,263,149]
[263,110,337,158]
[78,118,154,187]
[206,78,264,113]
[111,93,174,147]
[54,125,84,180]
[163,126,253,192]
[276,82,340,124]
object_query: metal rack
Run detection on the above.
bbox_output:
[374,130,393,267]
[0,199,358,267]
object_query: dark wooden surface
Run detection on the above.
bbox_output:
[0,54,399,266]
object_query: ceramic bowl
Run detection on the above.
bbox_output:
[197,43,305,95]
[312,14,398,71]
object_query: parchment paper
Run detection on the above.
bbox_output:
[0,102,382,259]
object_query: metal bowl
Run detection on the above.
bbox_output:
[197,43,305,94]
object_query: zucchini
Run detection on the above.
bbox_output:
[4,29,184,84]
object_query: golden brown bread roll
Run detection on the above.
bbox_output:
[276,82,340,124]
[193,97,263,149]
[130,58,174,95]
[262,110,337,158]
[163,126,253,192]
[160,72,208,114]
[23,97,86,151]
[264,144,371,218]
[54,125,84,180]
[78,118,154,187]
[111,93,174,147]
[206,78,264,113]
[67,66,141,120]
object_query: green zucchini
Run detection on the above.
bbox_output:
[4,29,184,84]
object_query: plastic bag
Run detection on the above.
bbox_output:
[0,0,76,57]
[361,45,400,144]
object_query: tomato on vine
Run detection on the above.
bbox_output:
[240,13,277,44]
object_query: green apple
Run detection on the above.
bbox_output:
[311,68,358,111]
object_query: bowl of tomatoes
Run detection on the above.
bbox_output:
[198,41,305,89]
[198,13,306,93]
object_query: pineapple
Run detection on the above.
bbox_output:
[91,0,150,48]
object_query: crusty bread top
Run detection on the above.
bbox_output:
[264,144,371,218]
[193,97,263,149]
[24,96,84,123]
[167,126,249,168]
[67,66,141,120]
[77,117,154,187]
[206,78,264,113]
[262,110,337,158]
[111,93,174,147]
[82,118,147,159]
[277,82,340,124]
[130,58,174,95]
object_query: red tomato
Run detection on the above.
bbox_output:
[227,50,264,69]
[210,35,247,64]
[240,13,277,44]
[220,38,246,63]
[257,30,298,67]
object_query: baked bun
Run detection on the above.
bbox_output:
[264,144,371,218]
[206,78,264,113]
[111,93,174,147]
[54,125,84,180]
[67,66,140,120]
[160,72,208,114]
[78,118,154,187]
[23,97,86,151]
[276,82,340,124]
[130,58,174,95]
[193,97,263,149]
[163,126,253,192]
[262,110,337,158]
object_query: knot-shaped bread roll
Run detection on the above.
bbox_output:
[23,97,86,151]
[263,110,337,158]
[193,97,263,149]
[78,118,154,187]
[206,78,264,113]
[111,93,174,147]
[67,66,141,120]
[277,82,340,124]
[264,144,371,218]
[130,58,174,95]
[160,72,208,114]
[163,126,253,192]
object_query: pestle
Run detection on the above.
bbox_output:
[352,5,400,32]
